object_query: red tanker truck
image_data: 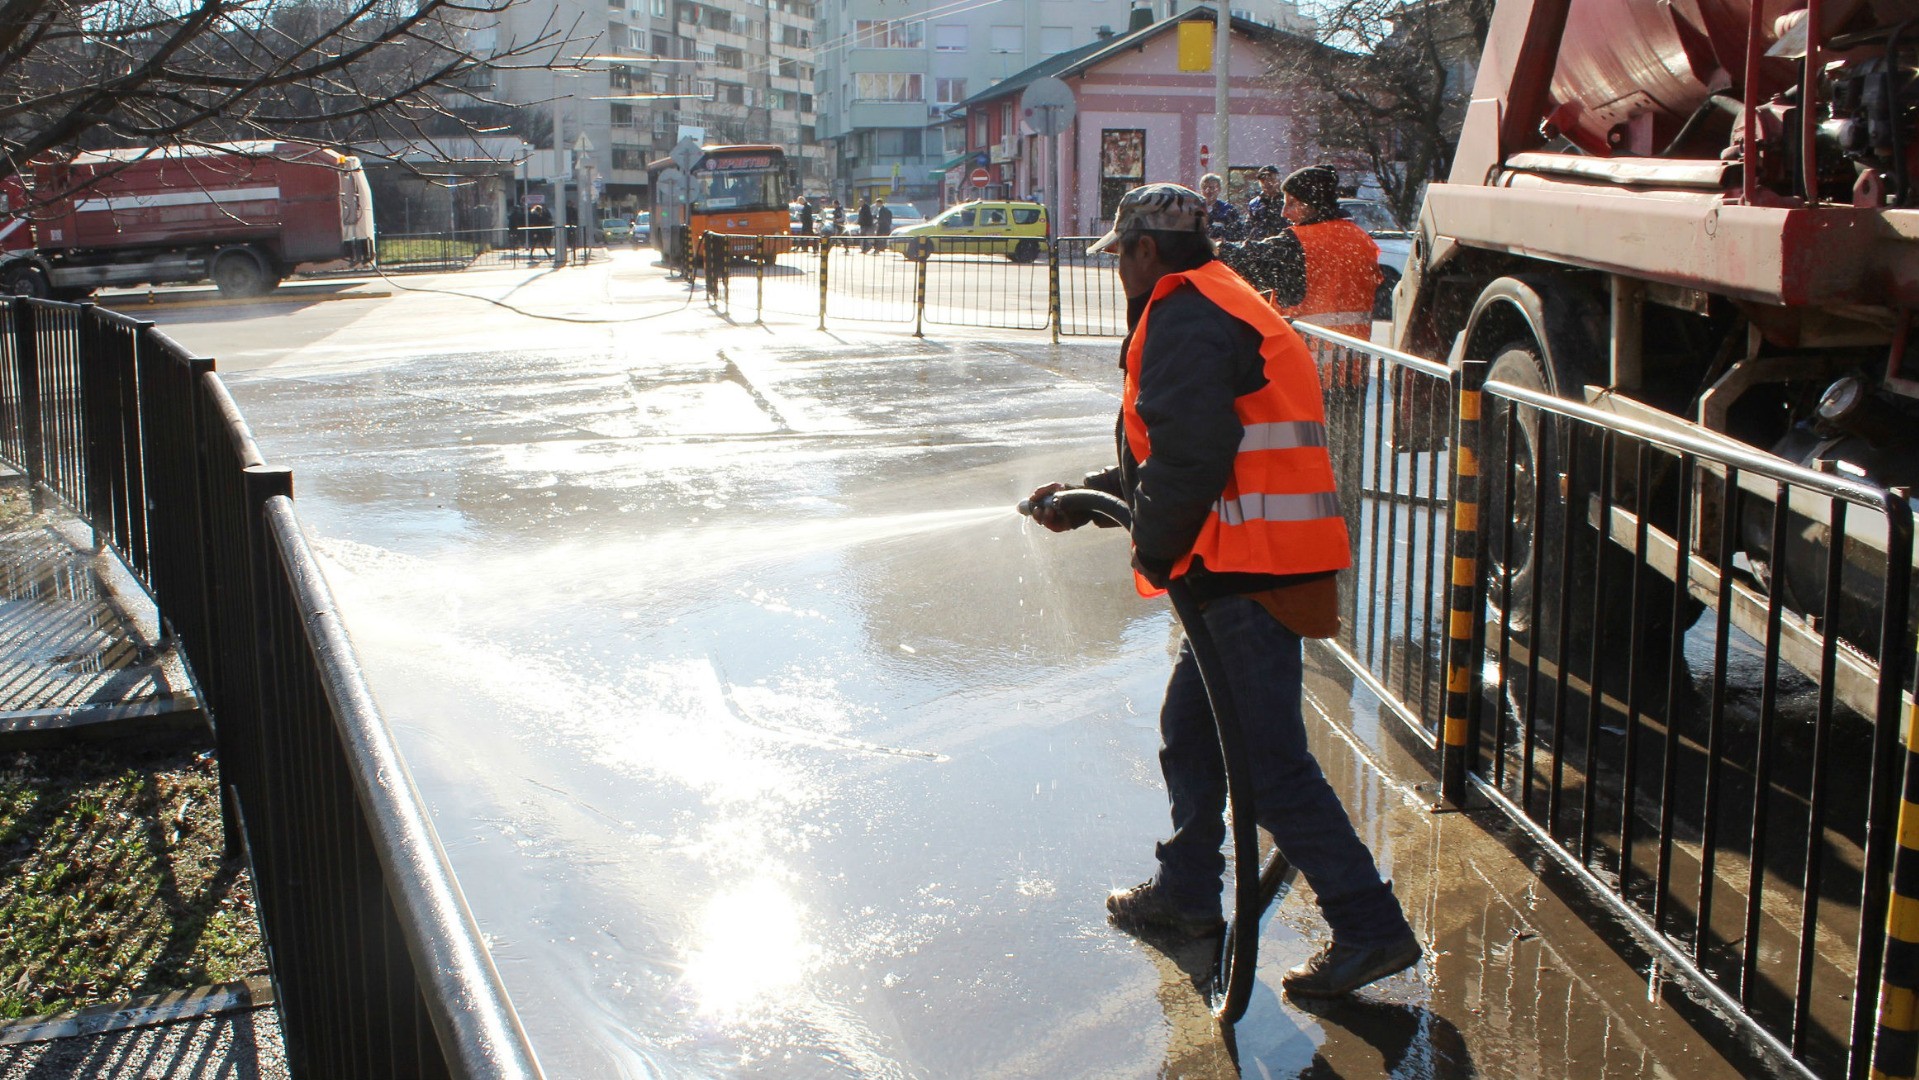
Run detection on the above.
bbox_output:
[0,140,375,299]
[1397,0,1916,712]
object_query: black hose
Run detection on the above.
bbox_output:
[1020,488,1293,1027]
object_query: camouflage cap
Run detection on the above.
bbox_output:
[1088,182,1209,254]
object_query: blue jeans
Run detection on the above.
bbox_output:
[1151,594,1411,948]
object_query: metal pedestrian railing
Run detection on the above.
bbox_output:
[0,298,544,1080]
[1291,321,1919,1080]
[697,234,1122,338]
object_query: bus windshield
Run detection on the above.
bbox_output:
[694,167,782,211]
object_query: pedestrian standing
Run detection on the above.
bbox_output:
[874,197,894,254]
[1199,172,1243,241]
[831,200,846,237]
[799,198,815,236]
[1025,182,1419,1000]
[1243,165,1289,240]
[857,196,875,252]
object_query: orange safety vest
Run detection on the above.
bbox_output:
[1122,260,1352,597]
[1277,218,1380,386]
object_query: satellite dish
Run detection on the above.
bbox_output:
[1021,77,1077,136]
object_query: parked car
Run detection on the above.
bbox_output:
[632,211,650,243]
[891,200,1048,262]
[884,205,927,231]
[600,216,633,243]
[1339,198,1411,318]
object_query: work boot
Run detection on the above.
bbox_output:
[1281,934,1422,998]
[1105,880,1225,939]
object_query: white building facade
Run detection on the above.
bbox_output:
[489,0,825,213]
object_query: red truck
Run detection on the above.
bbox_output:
[0,140,375,299]
[1397,0,1915,712]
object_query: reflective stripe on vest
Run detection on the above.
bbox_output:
[1122,260,1351,597]
[1240,420,1327,452]
[1215,490,1343,526]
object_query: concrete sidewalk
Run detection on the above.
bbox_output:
[0,481,287,1079]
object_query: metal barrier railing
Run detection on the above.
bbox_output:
[700,234,1112,338]
[1464,379,1912,1080]
[1297,326,1457,746]
[1295,320,1916,1080]
[1054,237,1127,338]
[0,297,545,1079]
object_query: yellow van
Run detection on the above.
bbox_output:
[891,200,1049,263]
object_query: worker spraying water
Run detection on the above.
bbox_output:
[1022,183,1419,1009]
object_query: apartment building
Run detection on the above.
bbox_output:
[490,0,824,212]
[812,0,1315,212]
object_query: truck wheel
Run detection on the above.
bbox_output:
[212,249,271,298]
[2,264,50,299]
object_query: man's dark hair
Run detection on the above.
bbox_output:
[1119,228,1215,271]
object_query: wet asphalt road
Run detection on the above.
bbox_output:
[144,253,1747,1078]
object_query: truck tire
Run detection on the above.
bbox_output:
[212,248,271,298]
[2,264,50,299]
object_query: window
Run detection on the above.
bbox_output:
[876,128,922,156]
[854,73,923,102]
[706,7,730,30]
[781,25,809,46]
[980,207,1007,226]
[1011,207,1042,224]
[609,65,632,90]
[799,93,814,111]
[989,25,1021,53]
[934,77,967,104]
[1099,129,1145,218]
[652,32,670,55]
[716,46,743,68]
[933,24,967,51]
[779,57,798,78]
[1040,26,1071,54]
[652,0,665,13]
[972,111,986,144]
[854,19,923,48]
[610,103,635,126]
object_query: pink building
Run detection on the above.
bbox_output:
[953,9,1349,237]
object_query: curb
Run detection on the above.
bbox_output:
[94,284,390,311]
[0,976,275,1046]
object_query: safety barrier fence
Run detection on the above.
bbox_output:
[0,298,545,1079]
[375,226,612,272]
[696,234,1126,337]
[1296,323,1919,1080]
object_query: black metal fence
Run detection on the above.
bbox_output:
[375,227,608,272]
[1291,322,1919,1080]
[0,298,545,1079]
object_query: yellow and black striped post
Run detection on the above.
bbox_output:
[1048,240,1062,344]
[1438,358,1489,809]
[755,234,766,323]
[817,236,830,331]
[913,246,927,339]
[1873,680,1919,1079]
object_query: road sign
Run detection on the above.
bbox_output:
[670,136,704,177]
[970,167,991,187]
[1021,77,1076,136]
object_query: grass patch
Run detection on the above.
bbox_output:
[377,238,483,265]
[0,744,265,1019]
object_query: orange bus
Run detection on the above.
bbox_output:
[648,144,789,260]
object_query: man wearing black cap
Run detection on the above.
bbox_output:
[1024,182,1420,1000]
[1219,165,1380,343]
[1242,165,1290,240]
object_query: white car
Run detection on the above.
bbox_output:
[885,206,927,233]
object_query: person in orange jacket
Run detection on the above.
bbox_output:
[1025,182,1419,999]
